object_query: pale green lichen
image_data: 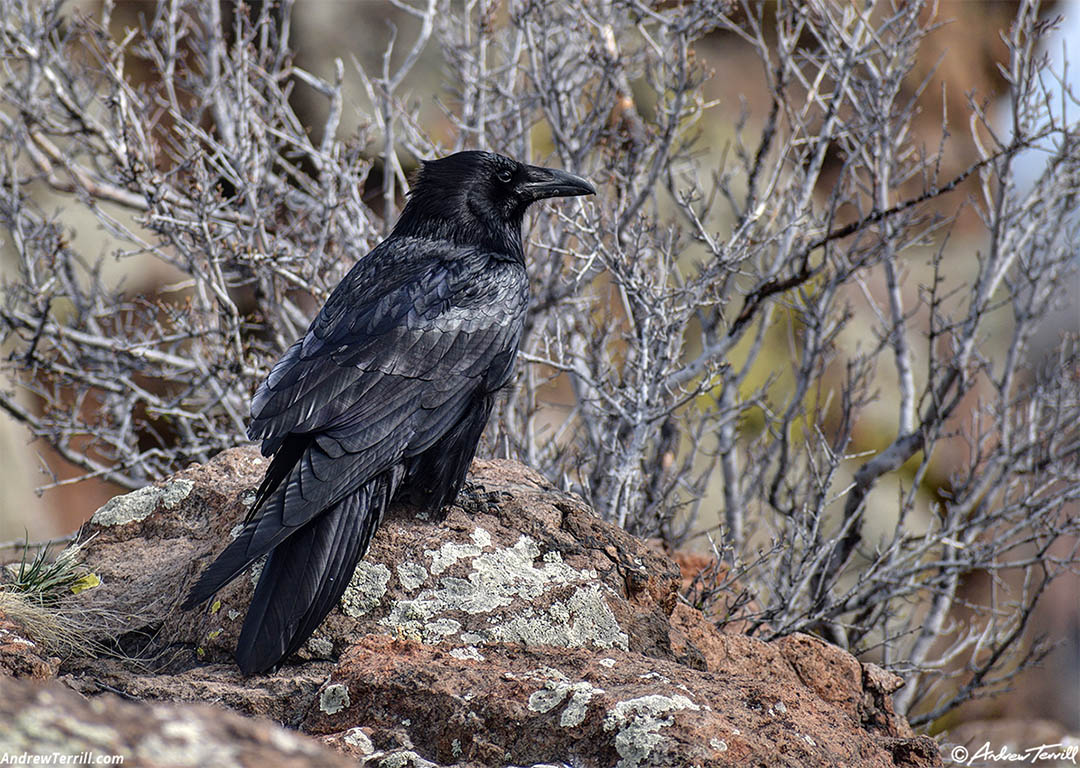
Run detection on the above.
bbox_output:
[490,583,628,650]
[305,636,334,659]
[380,534,625,651]
[160,480,195,509]
[340,561,392,617]
[526,669,604,728]
[396,561,429,592]
[426,540,484,576]
[449,646,484,662]
[638,671,671,684]
[378,751,439,768]
[528,687,567,714]
[603,694,700,768]
[343,728,374,754]
[319,683,350,715]
[559,682,604,727]
[91,479,193,526]
[248,555,266,588]
[420,617,461,642]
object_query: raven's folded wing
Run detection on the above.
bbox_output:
[243,238,526,521]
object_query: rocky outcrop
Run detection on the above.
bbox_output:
[0,448,940,767]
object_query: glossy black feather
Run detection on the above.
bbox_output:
[182,151,594,674]
[235,467,402,675]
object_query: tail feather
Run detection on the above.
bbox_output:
[234,468,401,675]
[181,480,299,611]
[180,517,290,611]
[182,434,358,611]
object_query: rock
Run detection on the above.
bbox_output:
[304,634,938,768]
[59,655,336,725]
[775,634,865,729]
[69,450,681,666]
[0,607,59,680]
[53,447,937,767]
[0,674,358,767]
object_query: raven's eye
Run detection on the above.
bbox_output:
[497,169,513,183]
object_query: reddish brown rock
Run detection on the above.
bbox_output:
[70,449,683,670]
[303,634,937,768]
[775,633,863,722]
[0,609,59,680]
[52,447,937,767]
[862,661,914,739]
[59,655,336,725]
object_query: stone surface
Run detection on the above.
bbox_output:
[22,447,939,767]
[67,449,683,671]
[303,634,939,768]
[0,609,59,680]
[0,674,358,767]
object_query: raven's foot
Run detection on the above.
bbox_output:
[456,480,487,514]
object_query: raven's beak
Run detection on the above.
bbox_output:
[521,165,596,202]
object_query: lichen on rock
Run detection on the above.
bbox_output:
[91,480,194,526]
[341,562,392,618]
[603,694,701,768]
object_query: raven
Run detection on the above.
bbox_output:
[183,151,594,675]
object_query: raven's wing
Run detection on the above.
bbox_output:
[250,236,526,456]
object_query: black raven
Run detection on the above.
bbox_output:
[183,151,594,675]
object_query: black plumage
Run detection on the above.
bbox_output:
[182,151,594,675]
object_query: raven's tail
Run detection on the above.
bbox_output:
[234,466,402,675]
[183,462,401,675]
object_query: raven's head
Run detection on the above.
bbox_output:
[392,151,595,254]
